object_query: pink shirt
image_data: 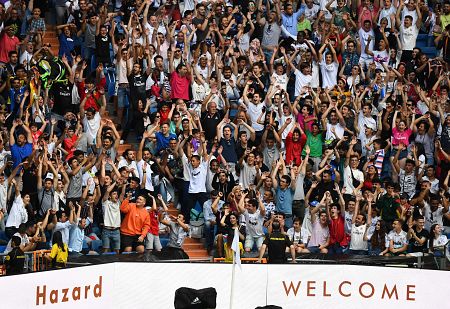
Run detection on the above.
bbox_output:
[392,127,412,146]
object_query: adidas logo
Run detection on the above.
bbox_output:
[191,297,202,305]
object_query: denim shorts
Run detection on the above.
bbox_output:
[244,235,264,251]
[102,228,121,250]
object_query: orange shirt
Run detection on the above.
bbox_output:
[120,199,151,238]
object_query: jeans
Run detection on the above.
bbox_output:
[204,221,217,249]
[117,86,130,109]
[328,243,346,255]
[102,228,121,250]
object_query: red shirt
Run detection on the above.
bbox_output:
[63,135,78,160]
[329,216,348,247]
[148,209,159,235]
[78,77,107,111]
[285,132,307,165]
[170,71,190,100]
[0,33,19,63]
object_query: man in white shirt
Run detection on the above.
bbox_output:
[349,195,373,254]
[180,137,210,224]
[318,40,339,89]
[102,183,121,254]
[358,20,375,70]
[52,204,75,245]
[343,138,364,196]
[396,0,422,62]
[117,149,139,178]
[242,81,266,134]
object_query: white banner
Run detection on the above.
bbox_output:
[0,263,448,308]
[266,264,450,309]
[0,264,115,308]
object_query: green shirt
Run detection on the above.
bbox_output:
[297,19,311,32]
[303,131,324,157]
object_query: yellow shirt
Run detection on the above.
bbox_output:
[441,14,450,31]
[49,244,68,266]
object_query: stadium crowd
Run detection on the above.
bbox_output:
[0,0,450,272]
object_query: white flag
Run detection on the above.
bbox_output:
[231,227,241,270]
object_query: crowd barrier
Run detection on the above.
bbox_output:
[0,262,448,308]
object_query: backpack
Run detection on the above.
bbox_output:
[189,220,204,239]
[174,287,217,309]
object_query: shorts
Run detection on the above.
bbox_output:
[244,235,264,250]
[102,228,121,250]
[145,233,162,251]
[120,234,145,250]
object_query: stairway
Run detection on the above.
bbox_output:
[43,24,210,261]
[166,205,210,260]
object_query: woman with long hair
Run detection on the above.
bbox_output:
[45,231,68,269]
[428,224,448,257]
[369,220,387,256]
[221,211,246,263]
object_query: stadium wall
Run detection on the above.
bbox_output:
[0,263,448,308]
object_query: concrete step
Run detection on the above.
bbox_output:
[182,242,205,250]
[185,249,210,258]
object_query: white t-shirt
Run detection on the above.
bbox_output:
[82,112,101,145]
[325,122,345,142]
[183,155,208,193]
[400,24,419,51]
[359,28,375,59]
[102,200,121,228]
[5,195,27,228]
[272,72,288,92]
[343,165,364,195]
[423,203,444,231]
[247,101,265,131]
[387,230,408,249]
[294,69,312,96]
[244,209,265,237]
[305,4,320,21]
[350,223,368,250]
[320,60,338,89]
[287,227,303,245]
[117,159,139,178]
[137,160,154,192]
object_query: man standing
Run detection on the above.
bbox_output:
[120,193,151,253]
[237,192,266,253]
[258,220,296,264]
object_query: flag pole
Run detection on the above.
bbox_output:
[229,235,236,309]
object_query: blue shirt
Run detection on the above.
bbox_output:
[203,199,224,222]
[275,187,295,215]
[10,142,32,169]
[59,33,75,62]
[281,5,306,37]
[155,132,177,153]
[68,217,91,253]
